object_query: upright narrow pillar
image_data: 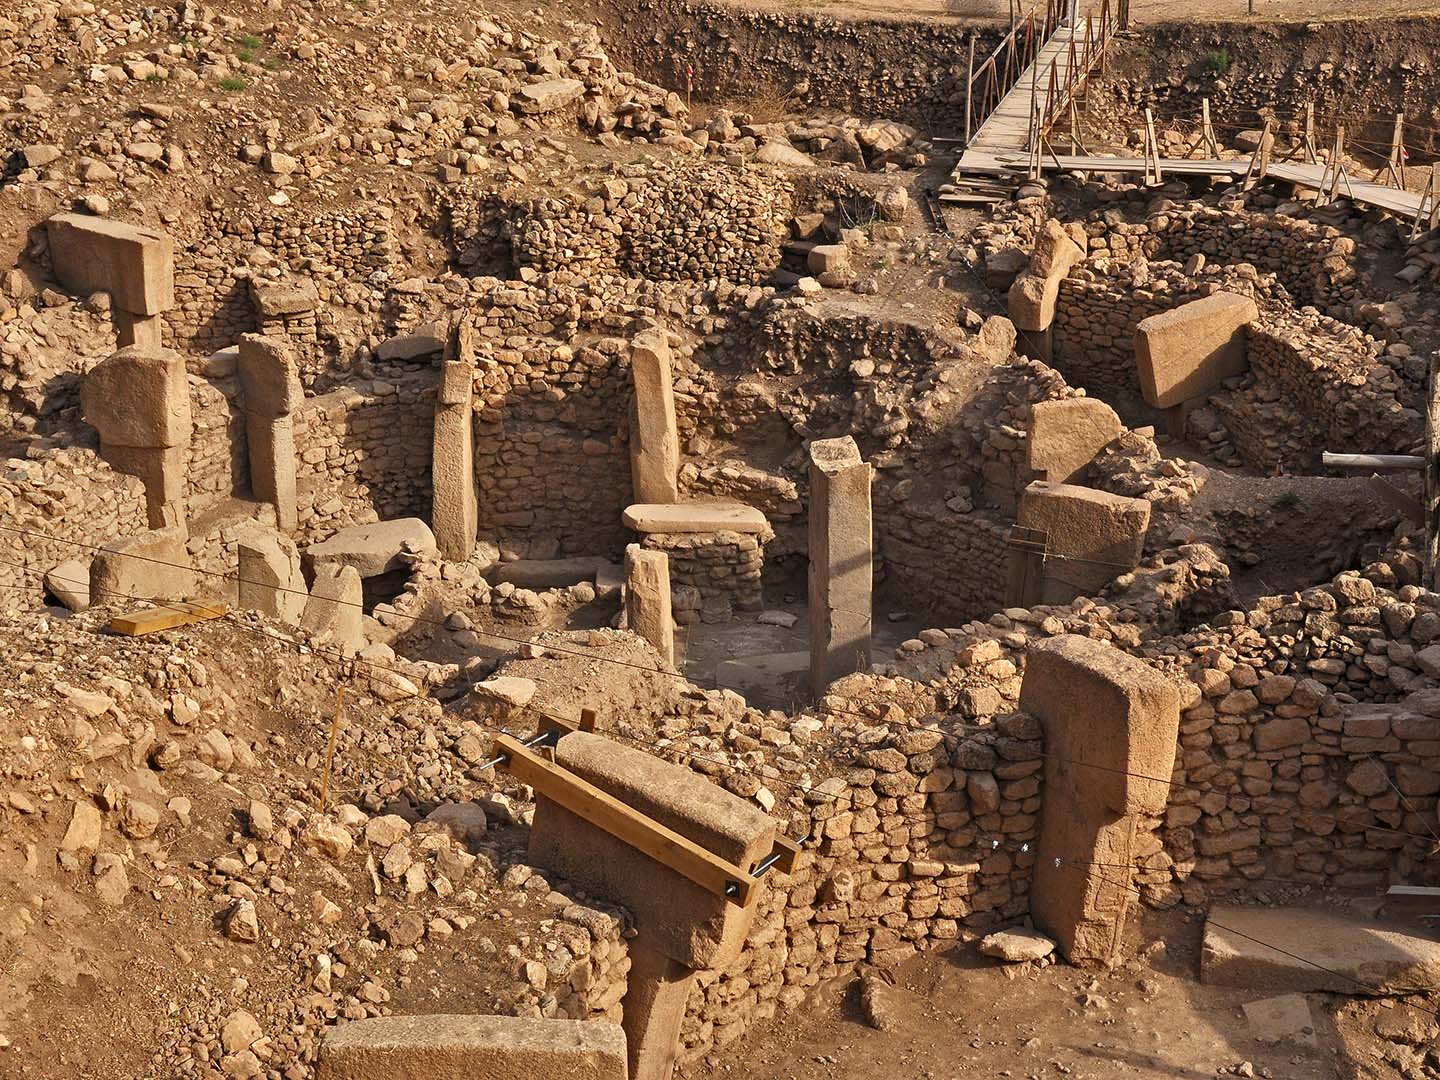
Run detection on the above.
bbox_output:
[1025,636,1181,965]
[625,543,675,666]
[237,335,302,533]
[629,328,680,504]
[808,436,872,695]
[432,320,478,561]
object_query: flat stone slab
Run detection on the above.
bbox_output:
[489,557,605,588]
[622,502,768,535]
[317,1014,627,1079]
[1242,993,1317,1046]
[306,518,437,577]
[1203,906,1440,994]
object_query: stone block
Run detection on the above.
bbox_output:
[237,335,302,418]
[528,730,776,970]
[1012,481,1150,606]
[82,346,190,448]
[629,329,680,505]
[1024,635,1181,965]
[515,78,586,115]
[433,347,477,562]
[114,309,163,348]
[249,276,319,318]
[301,564,364,651]
[1027,398,1123,484]
[237,527,307,624]
[316,1014,627,1080]
[625,544,674,666]
[46,559,91,611]
[306,519,437,577]
[47,213,174,315]
[1134,292,1258,409]
[623,502,769,535]
[1007,220,1084,333]
[90,526,196,606]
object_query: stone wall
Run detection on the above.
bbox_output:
[878,506,1011,627]
[1140,575,1440,907]
[504,162,793,284]
[294,374,436,541]
[659,702,1041,1067]
[164,205,396,354]
[0,442,147,601]
[640,530,764,624]
[472,335,632,556]
[187,375,248,518]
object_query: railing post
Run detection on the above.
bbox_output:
[965,34,976,148]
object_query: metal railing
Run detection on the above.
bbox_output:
[963,0,1066,146]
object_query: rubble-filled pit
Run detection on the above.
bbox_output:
[3,0,1440,1077]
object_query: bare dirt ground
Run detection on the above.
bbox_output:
[723,908,1409,1080]
[706,0,1440,23]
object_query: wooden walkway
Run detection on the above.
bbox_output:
[960,22,1088,170]
[952,149,1432,224]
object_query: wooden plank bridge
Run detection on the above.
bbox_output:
[944,0,1440,235]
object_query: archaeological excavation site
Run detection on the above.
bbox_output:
[9,0,1440,1076]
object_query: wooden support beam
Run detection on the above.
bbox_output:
[1201,98,1219,159]
[1143,107,1162,186]
[1302,103,1317,164]
[964,35,976,148]
[1427,350,1440,592]
[108,600,229,637]
[495,733,766,907]
[1379,113,1407,190]
[1242,119,1273,190]
[1322,452,1425,471]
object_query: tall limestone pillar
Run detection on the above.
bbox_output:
[1024,635,1182,965]
[432,320,478,561]
[237,334,302,533]
[808,436,872,695]
[629,328,680,504]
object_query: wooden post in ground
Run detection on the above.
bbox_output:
[1428,351,1440,593]
[1201,98,1219,158]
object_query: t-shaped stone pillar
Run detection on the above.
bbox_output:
[237,334,302,533]
[807,436,872,696]
[528,731,777,1080]
[625,543,674,666]
[629,328,680,505]
[431,320,478,561]
[1023,635,1181,965]
[81,345,191,531]
[47,213,175,348]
